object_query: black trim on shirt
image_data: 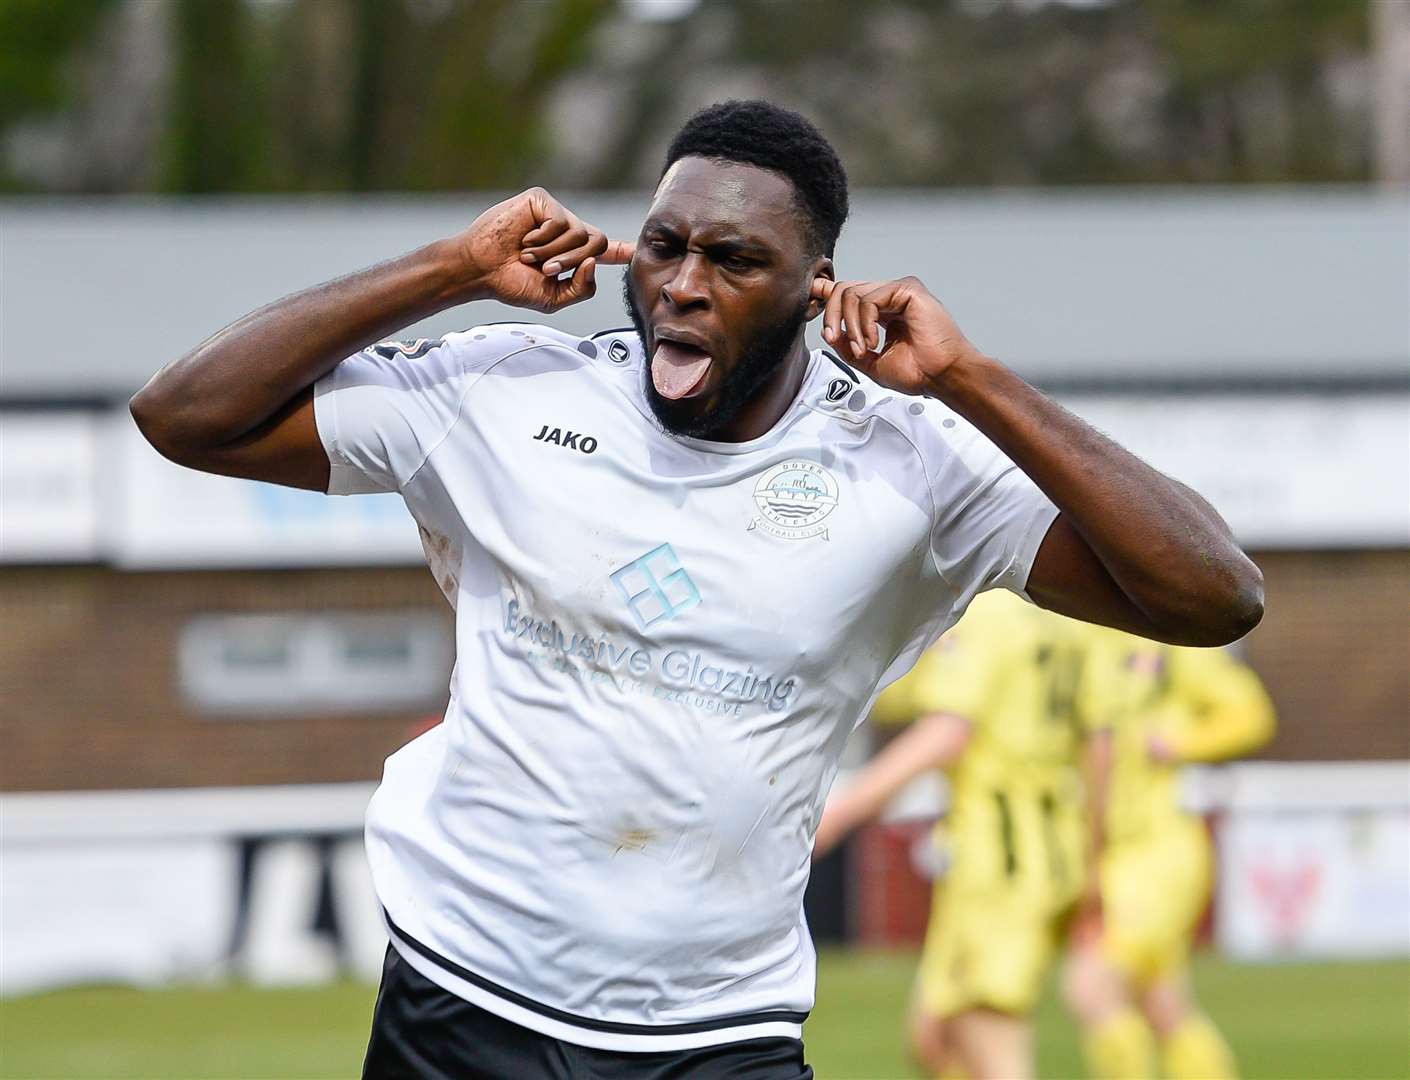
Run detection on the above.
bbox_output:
[384,911,810,1037]
[823,351,859,382]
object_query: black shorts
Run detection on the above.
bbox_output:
[362,947,814,1079]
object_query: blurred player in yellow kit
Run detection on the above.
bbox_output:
[1062,632,1275,1080]
[814,590,1103,1079]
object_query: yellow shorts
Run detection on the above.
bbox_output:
[916,882,1065,1019]
[1100,818,1212,986]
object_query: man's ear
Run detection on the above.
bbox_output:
[806,258,835,320]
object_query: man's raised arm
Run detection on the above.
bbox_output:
[129,189,632,491]
[814,276,1264,647]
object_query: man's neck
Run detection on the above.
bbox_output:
[708,338,812,443]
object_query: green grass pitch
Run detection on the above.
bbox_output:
[2,952,1406,1079]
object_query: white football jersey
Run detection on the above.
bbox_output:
[314,323,1058,1051]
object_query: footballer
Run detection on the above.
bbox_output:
[131,101,1263,1078]
[815,590,1104,1079]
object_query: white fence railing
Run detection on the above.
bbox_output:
[3,762,1407,995]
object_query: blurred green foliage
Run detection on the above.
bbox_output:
[0,0,1376,193]
[0,0,116,128]
[165,0,615,192]
[165,0,267,192]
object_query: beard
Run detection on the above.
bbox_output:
[624,275,808,440]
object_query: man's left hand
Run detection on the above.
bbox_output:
[810,275,979,396]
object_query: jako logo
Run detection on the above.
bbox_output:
[533,425,598,454]
[610,544,700,629]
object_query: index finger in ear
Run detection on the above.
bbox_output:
[597,239,635,265]
[809,277,836,301]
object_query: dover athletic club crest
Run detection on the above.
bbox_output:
[749,460,840,541]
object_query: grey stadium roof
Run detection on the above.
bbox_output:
[1,186,1406,398]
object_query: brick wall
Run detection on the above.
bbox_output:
[1243,549,1409,761]
[0,566,451,791]
[2,549,1405,792]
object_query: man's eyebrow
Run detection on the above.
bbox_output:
[707,236,773,255]
[641,218,776,253]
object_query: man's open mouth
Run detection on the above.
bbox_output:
[651,337,713,401]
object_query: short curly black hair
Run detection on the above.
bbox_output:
[662,100,849,258]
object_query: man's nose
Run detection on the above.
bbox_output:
[661,254,710,309]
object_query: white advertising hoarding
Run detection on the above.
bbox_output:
[3,394,1407,567]
[2,784,384,995]
[109,413,425,567]
[6,763,1407,994]
[1216,762,1410,960]
[1063,394,1410,549]
[110,393,1408,564]
[1218,810,1410,960]
[0,412,101,561]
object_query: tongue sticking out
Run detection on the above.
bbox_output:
[651,341,712,400]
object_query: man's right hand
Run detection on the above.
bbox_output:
[132,187,636,494]
[455,188,635,313]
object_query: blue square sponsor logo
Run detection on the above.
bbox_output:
[611,544,700,629]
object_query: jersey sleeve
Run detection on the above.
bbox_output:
[1163,647,1277,761]
[925,416,1059,602]
[313,329,518,495]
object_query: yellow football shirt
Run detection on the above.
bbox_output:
[873,589,1090,906]
[1081,633,1276,844]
